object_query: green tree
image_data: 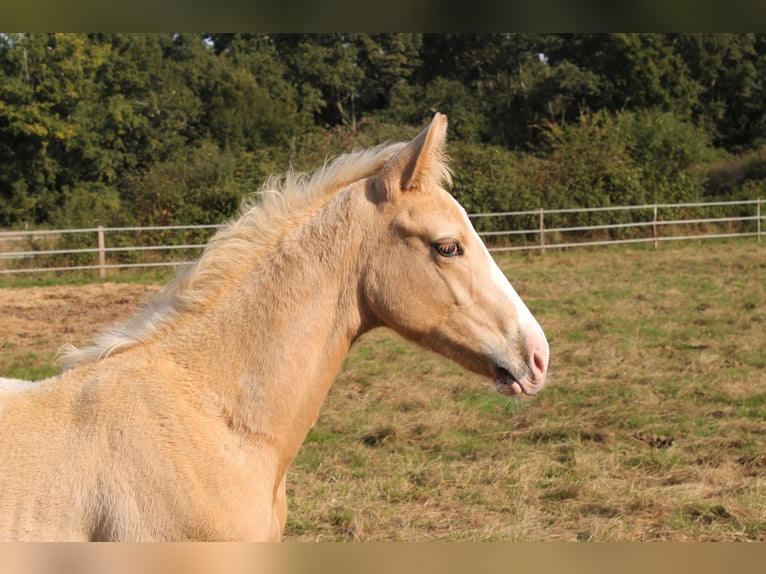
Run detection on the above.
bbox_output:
[272,34,364,128]
[1,32,764,231]
[120,141,241,227]
[200,34,308,154]
[0,34,94,225]
[541,34,699,120]
[352,33,422,115]
[674,33,766,150]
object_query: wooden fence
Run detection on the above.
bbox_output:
[1,199,762,278]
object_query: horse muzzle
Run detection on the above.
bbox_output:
[493,331,549,396]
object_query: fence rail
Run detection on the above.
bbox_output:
[1,199,762,277]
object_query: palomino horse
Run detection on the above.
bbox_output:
[0,114,548,541]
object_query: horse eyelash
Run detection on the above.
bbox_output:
[434,242,463,257]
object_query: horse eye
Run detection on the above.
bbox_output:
[435,242,463,257]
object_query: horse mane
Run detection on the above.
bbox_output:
[61,141,408,369]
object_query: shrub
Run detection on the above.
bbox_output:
[617,109,716,205]
[120,141,243,228]
[704,144,766,200]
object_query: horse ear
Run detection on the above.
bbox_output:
[375,113,450,199]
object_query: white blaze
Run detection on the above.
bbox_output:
[486,250,550,367]
[452,196,549,371]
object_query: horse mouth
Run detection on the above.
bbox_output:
[494,366,538,396]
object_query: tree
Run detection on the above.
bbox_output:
[674,33,766,150]
[351,33,422,115]
[540,34,699,120]
[1,33,763,230]
[0,34,91,225]
[200,34,308,154]
[272,34,364,128]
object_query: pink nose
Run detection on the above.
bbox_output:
[527,328,549,388]
[530,347,548,382]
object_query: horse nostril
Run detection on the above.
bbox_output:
[530,347,548,382]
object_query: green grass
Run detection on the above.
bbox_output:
[0,268,174,289]
[1,351,59,380]
[283,241,766,541]
[1,240,764,540]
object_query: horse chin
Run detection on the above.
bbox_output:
[493,366,541,397]
[493,366,523,396]
[494,380,523,396]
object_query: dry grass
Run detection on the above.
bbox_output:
[1,241,764,540]
[284,241,766,541]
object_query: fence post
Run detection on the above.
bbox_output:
[758,198,762,243]
[653,205,658,249]
[97,225,106,279]
[539,208,545,254]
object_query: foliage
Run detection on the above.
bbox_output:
[121,141,243,227]
[448,108,716,237]
[704,144,766,200]
[538,109,714,208]
[1,33,766,230]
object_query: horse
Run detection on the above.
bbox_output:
[0,114,549,541]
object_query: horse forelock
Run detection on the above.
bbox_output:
[62,141,413,369]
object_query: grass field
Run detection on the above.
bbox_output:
[284,241,766,541]
[1,241,765,540]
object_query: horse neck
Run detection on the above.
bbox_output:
[168,182,378,470]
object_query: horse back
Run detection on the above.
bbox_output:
[0,357,278,541]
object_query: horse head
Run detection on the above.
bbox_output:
[363,113,549,396]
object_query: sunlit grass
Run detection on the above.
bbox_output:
[285,241,766,540]
[1,240,764,540]
[0,351,59,381]
[0,268,174,289]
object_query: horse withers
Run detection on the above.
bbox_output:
[0,114,548,541]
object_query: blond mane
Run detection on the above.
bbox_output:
[62,142,409,369]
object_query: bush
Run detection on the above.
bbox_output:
[52,182,122,229]
[617,109,716,205]
[120,141,243,228]
[444,109,722,246]
[529,110,716,231]
[538,110,644,210]
[450,141,544,239]
[704,144,766,200]
[37,183,123,269]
